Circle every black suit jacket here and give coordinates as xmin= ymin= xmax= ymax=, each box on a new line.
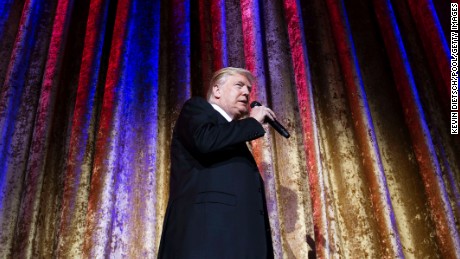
xmin=158 ymin=97 xmax=274 ymax=259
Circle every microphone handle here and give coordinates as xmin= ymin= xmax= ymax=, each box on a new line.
xmin=267 ymin=119 xmax=290 ymax=138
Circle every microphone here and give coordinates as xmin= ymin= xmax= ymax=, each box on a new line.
xmin=250 ymin=101 xmax=290 ymax=138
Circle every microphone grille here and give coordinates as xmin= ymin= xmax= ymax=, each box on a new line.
xmin=250 ymin=101 xmax=261 ymax=108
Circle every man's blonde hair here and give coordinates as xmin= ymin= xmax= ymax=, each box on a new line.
xmin=207 ymin=67 xmax=256 ymax=100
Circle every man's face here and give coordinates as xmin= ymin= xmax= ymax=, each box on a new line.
xmin=215 ymin=73 xmax=252 ymax=119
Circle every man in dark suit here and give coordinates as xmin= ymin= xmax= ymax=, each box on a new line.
xmin=158 ymin=67 xmax=276 ymax=258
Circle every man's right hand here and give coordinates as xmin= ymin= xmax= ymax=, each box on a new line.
xmin=249 ymin=105 xmax=276 ymax=124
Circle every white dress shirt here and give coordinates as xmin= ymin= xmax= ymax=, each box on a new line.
xmin=210 ymin=103 xmax=232 ymax=122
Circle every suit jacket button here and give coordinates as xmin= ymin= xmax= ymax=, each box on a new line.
xmin=259 ymin=210 xmax=264 ymax=215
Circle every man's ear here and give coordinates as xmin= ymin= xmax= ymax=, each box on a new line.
xmin=212 ymin=84 xmax=221 ymax=99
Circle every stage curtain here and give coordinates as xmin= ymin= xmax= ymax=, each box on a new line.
xmin=0 ymin=0 xmax=457 ymax=258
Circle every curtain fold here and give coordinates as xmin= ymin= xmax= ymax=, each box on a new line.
xmin=56 ymin=0 xmax=108 ymax=257
xmin=282 ymin=0 xmax=328 ymax=257
xmin=325 ymin=0 xmax=403 ymax=256
xmin=0 ymin=0 xmax=457 ymax=258
xmin=407 ymin=0 xmax=450 ymax=107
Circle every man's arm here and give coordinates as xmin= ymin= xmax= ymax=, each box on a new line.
xmin=176 ymin=97 xmax=265 ymax=154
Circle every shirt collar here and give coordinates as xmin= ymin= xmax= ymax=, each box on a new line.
xmin=210 ymin=103 xmax=232 ymax=122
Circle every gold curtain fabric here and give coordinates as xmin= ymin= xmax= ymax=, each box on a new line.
xmin=0 ymin=0 xmax=457 ymax=258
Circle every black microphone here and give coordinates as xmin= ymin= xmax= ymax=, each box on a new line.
xmin=250 ymin=101 xmax=290 ymax=138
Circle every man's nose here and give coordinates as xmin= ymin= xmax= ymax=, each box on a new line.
xmin=242 ymin=86 xmax=250 ymax=95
